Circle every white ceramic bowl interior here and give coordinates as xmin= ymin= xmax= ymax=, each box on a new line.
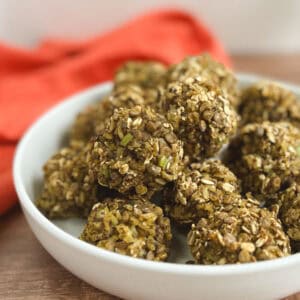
xmin=14 ymin=74 xmax=300 ymax=300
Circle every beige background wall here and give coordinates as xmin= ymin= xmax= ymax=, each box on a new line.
xmin=0 ymin=0 xmax=299 ymax=53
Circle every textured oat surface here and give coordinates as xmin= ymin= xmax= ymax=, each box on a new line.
xmin=239 ymin=81 xmax=300 ymax=127
xmin=188 ymin=196 xmax=291 ymax=264
xmin=167 ymin=54 xmax=239 ymax=107
xmin=36 ymin=146 xmax=109 ymax=218
xmin=70 ymin=84 xmax=146 ymax=144
xmin=80 ymin=198 xmax=172 ymax=261
xmin=227 ymin=122 xmax=300 ymax=202
xmin=163 ymin=77 xmax=238 ymax=160
xmin=87 ymin=105 xmax=183 ymax=199
xmin=278 ymin=182 xmax=300 ymax=241
xmin=164 ymin=159 xmax=240 ymax=225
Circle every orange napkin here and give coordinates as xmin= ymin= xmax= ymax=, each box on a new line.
xmin=0 ymin=9 xmax=230 ymax=215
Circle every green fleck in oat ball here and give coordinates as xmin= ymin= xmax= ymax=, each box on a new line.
xmin=239 ymin=81 xmax=300 ymax=127
xmin=70 ymin=84 xmax=146 ymax=144
xmin=167 ymin=53 xmax=239 ymax=107
xmin=164 ymin=77 xmax=238 ymax=160
xmin=278 ymin=182 xmax=300 ymax=242
xmin=187 ymin=198 xmax=291 ymax=264
xmin=36 ymin=146 xmax=112 ymax=218
xmin=87 ymin=105 xmax=184 ymax=199
xmin=227 ymin=122 xmax=300 ymax=202
xmin=164 ymin=159 xmax=240 ymax=225
xmin=80 ymin=198 xmax=172 ymax=261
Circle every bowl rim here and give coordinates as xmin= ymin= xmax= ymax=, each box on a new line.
xmin=13 ymin=73 xmax=300 ymax=276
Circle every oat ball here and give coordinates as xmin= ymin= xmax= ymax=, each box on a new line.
xmin=278 ymin=182 xmax=300 ymax=241
xmin=167 ymin=54 xmax=239 ymax=107
xmin=227 ymin=122 xmax=300 ymax=201
xmin=115 ymin=61 xmax=167 ymax=89
xmin=69 ymin=102 xmax=102 ymax=147
xmin=187 ymin=197 xmax=291 ymax=264
xmin=115 ymin=61 xmax=167 ymax=107
xmin=164 ymin=77 xmax=238 ymax=160
xmin=70 ymin=84 xmax=146 ymax=144
xmin=36 ymin=146 xmax=111 ymax=218
xmin=80 ymin=198 xmax=172 ymax=261
xmin=87 ymin=105 xmax=184 ymax=199
xmin=239 ymin=81 xmax=300 ymax=127
xmin=164 ymin=159 xmax=240 ymax=225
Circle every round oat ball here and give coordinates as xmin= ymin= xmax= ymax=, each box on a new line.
xmin=166 ymin=54 xmax=239 ymax=107
xmin=115 ymin=61 xmax=167 ymax=89
xmin=164 ymin=77 xmax=238 ymax=160
xmin=35 ymin=146 xmax=112 ymax=218
xmin=278 ymin=182 xmax=300 ymax=242
xmin=69 ymin=102 xmax=103 ymax=146
xmin=227 ymin=122 xmax=300 ymax=201
xmin=164 ymin=159 xmax=240 ymax=225
xmin=115 ymin=61 xmax=167 ymax=107
xmin=70 ymin=84 xmax=145 ymax=144
xmin=80 ymin=198 xmax=172 ymax=261
xmin=87 ymin=105 xmax=184 ymax=199
xmin=187 ymin=198 xmax=291 ymax=264
xmin=239 ymin=81 xmax=300 ymax=127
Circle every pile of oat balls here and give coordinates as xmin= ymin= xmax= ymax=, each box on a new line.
xmin=36 ymin=54 xmax=300 ymax=264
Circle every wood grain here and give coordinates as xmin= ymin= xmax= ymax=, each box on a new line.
xmin=1 ymin=54 xmax=300 ymax=300
xmin=233 ymin=54 xmax=300 ymax=84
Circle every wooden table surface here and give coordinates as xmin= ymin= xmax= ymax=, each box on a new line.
xmin=1 ymin=54 xmax=300 ymax=300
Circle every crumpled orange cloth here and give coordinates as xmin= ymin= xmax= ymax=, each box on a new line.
xmin=0 ymin=9 xmax=230 ymax=215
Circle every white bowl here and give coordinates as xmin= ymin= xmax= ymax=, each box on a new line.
xmin=14 ymin=74 xmax=300 ymax=300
